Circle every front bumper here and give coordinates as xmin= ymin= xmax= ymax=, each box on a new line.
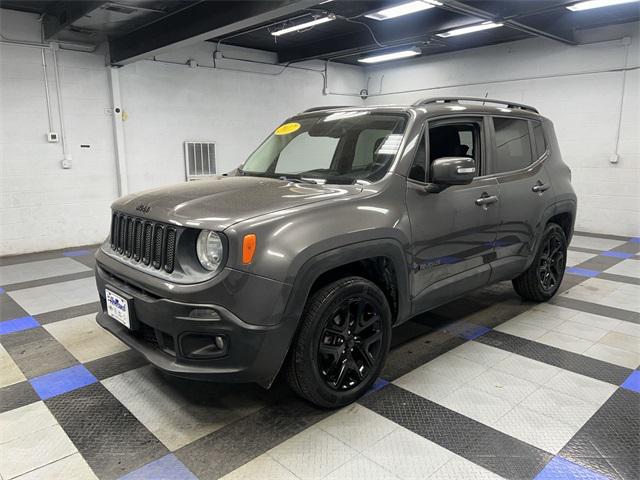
xmin=95 ymin=254 xmax=297 ymax=387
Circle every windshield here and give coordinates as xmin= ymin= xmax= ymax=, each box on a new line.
xmin=240 ymin=111 xmax=408 ymax=184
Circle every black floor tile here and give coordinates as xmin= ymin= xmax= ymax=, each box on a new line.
xmin=360 ymin=384 xmax=552 ymax=480
xmin=0 ymin=293 xmax=29 ymax=321
xmin=0 ymin=327 xmax=78 ymax=378
xmin=176 ymin=394 xmax=330 ymax=480
xmin=46 ymin=382 xmax=168 ymax=480
xmin=36 ymin=301 xmax=102 ymax=325
xmin=551 ymin=297 xmax=640 ymax=325
xmin=84 ymin=349 xmax=149 ymax=381
xmin=561 ymin=388 xmax=640 ymax=480
xmin=476 ymin=331 xmax=632 ymax=385
xmin=611 ymin=242 xmax=640 ymax=255
xmin=576 ymin=255 xmax=623 ymax=272
xmin=0 ymin=380 xmax=39 ymax=413
xmin=3 ymin=271 xmax=94 ymax=293
xmin=598 ymin=272 xmax=640 ymax=286
xmin=573 ymin=231 xmax=631 ymax=242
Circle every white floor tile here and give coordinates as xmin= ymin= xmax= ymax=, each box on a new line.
xmin=44 ymin=313 xmax=128 ymax=363
xmin=422 ymin=353 xmax=489 ymax=383
xmin=604 ymin=259 xmax=640 ymax=279
xmin=448 ymin=342 xmax=511 ymax=368
xmin=567 ymin=312 xmax=621 ymax=331
xmin=324 ymin=454 xmax=399 ymax=480
xmin=569 ymin=236 xmax=626 ymax=251
xmin=552 ymin=320 xmax=608 ymax=342
xmin=0 ymin=258 xmax=90 ymax=286
xmin=536 ymin=331 xmax=594 ymax=354
xmin=221 ymin=454 xmax=298 ymax=480
xmin=566 ymin=250 xmax=597 ymax=267
xmin=8 ymin=277 xmax=98 ymax=315
xmin=103 ymin=366 xmax=249 ymax=451
xmin=362 ymin=428 xmax=453 ymax=480
xmin=13 ymin=453 xmax=97 ymax=480
xmin=439 ymin=385 xmax=514 ymax=426
xmin=429 ymin=455 xmax=504 ymax=480
xmin=317 ymin=404 xmax=397 ymax=452
xmin=268 ymin=427 xmax=357 ymax=480
xmin=582 ymin=343 xmax=640 ymax=369
xmin=597 ymin=331 xmax=640 ymax=354
xmin=520 ymin=387 xmax=602 ymax=428
xmin=466 ymin=369 xmax=538 ymax=406
xmin=611 ymin=320 xmax=640 ymax=338
xmin=494 ymin=319 xmax=548 ymax=341
xmin=544 ymin=370 xmax=617 ymax=405
xmin=394 ymin=364 xmax=468 ymax=402
xmin=0 ymin=344 xmax=25 ymax=389
xmin=0 ymin=424 xmax=77 ymax=479
xmin=491 ymin=405 xmax=578 ymax=454
xmin=0 ymin=402 xmax=58 ymax=445
xmin=510 ymin=311 xmax=566 ymax=331
xmin=493 ymin=354 xmax=561 ymax=385
xmin=530 ymin=303 xmax=581 ymax=321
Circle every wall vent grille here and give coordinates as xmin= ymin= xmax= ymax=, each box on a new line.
xmin=184 ymin=141 xmax=216 ymax=181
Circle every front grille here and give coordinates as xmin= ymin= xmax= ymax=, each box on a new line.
xmin=110 ymin=212 xmax=177 ymax=273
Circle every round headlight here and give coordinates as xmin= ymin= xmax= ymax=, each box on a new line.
xmin=196 ymin=230 xmax=224 ymax=271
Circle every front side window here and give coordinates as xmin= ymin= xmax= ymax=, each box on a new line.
xmin=492 ymin=117 xmax=533 ymax=173
xmin=241 ymin=112 xmax=408 ymax=184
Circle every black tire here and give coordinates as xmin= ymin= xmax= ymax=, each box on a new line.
xmin=285 ymin=276 xmax=392 ymax=408
xmin=513 ymin=223 xmax=567 ymax=302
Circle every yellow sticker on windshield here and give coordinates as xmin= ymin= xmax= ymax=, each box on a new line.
xmin=275 ymin=122 xmax=301 ymax=135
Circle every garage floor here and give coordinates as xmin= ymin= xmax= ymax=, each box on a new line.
xmin=0 ymin=232 xmax=638 ymax=480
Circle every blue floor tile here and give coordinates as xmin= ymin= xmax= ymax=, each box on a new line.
xmin=0 ymin=316 xmax=39 ymax=335
xmin=30 ymin=364 xmax=97 ymax=400
xmin=367 ymin=377 xmax=390 ymax=394
xmin=535 ymin=456 xmax=609 ymax=480
xmin=0 ymin=287 xmax=5 ymax=294
xmin=62 ymin=249 xmax=92 ymax=257
xmin=630 ymin=237 xmax=640 ymax=244
xmin=621 ymin=370 xmax=640 ymax=393
xmin=119 ymin=454 xmax=198 ymax=480
xmin=600 ymin=251 xmax=634 ymax=259
xmin=566 ymin=267 xmax=600 ymax=278
xmin=460 ymin=324 xmax=491 ymax=340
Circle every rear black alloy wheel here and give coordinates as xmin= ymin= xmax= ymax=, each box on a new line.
xmin=318 ymin=298 xmax=383 ymax=391
xmin=286 ymin=276 xmax=392 ymax=408
xmin=538 ymin=230 xmax=565 ymax=293
xmin=513 ymin=222 xmax=567 ymax=302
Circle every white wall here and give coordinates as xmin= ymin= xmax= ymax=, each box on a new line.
xmin=362 ymin=23 xmax=640 ymax=237
xmin=118 ymin=43 xmax=364 ymax=193
xmin=0 ymin=11 xmax=117 ymax=255
xmin=0 ymin=10 xmax=364 ymax=255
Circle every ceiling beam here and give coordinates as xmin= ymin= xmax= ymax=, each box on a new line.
xmin=43 ymin=1 xmax=107 ymax=40
xmin=278 ymin=10 xmax=479 ymax=63
xmin=108 ymin=0 xmax=321 ymax=65
xmin=441 ymin=0 xmax=577 ymax=45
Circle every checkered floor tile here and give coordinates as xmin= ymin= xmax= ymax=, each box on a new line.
xmin=0 ymin=234 xmax=638 ymax=480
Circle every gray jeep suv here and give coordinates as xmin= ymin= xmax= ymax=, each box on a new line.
xmin=95 ymin=97 xmax=576 ymax=407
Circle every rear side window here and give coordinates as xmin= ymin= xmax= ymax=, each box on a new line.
xmin=532 ymin=121 xmax=547 ymax=158
xmin=492 ymin=117 xmax=533 ymax=173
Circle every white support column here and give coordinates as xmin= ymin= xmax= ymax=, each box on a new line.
xmin=108 ymin=66 xmax=129 ymax=196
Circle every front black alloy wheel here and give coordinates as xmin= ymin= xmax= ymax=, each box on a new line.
xmin=513 ymin=223 xmax=567 ymax=302
xmin=318 ymin=298 xmax=383 ymax=391
xmin=286 ymin=276 xmax=392 ymax=408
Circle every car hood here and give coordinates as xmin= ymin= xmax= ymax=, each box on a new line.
xmin=112 ymin=175 xmax=364 ymax=230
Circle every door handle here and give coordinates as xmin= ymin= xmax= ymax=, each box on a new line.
xmin=475 ymin=195 xmax=499 ymax=206
xmin=532 ymin=182 xmax=550 ymax=193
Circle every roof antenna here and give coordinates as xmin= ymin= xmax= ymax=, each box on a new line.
xmin=482 ymin=92 xmax=488 ymax=105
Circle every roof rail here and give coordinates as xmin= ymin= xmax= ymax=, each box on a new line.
xmin=413 ymin=97 xmax=539 ymax=114
xmin=302 ymin=105 xmax=353 ymax=113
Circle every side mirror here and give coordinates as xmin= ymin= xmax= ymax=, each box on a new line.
xmin=431 ymin=157 xmax=476 ymax=186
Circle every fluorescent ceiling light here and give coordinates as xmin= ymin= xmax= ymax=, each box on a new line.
xmin=271 ymin=15 xmax=335 ymax=36
xmin=365 ymin=0 xmax=442 ymax=21
xmin=566 ymin=0 xmax=638 ymax=11
xmin=436 ymin=21 xmax=503 ymax=38
xmin=358 ymin=47 xmax=421 ymax=64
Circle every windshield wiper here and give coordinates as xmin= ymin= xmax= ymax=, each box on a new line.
xmin=278 ymin=175 xmax=320 ymax=184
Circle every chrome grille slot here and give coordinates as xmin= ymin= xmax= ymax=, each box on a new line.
xmin=109 ymin=212 xmax=178 ymax=273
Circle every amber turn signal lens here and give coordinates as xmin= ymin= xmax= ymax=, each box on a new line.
xmin=242 ymin=234 xmax=257 ymax=264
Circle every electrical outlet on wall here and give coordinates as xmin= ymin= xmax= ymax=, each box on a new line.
xmin=47 ymin=132 xmax=59 ymax=143
xmin=61 ymin=154 xmax=72 ymax=169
